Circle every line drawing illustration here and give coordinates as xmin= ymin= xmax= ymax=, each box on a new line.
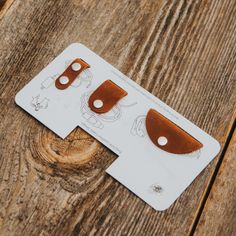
xmin=149 ymin=183 xmax=164 ymax=195
xmin=41 ymin=74 xmax=59 ymax=90
xmin=130 ymin=115 xmax=146 ymax=137
xmin=40 ymin=60 xmax=93 ymax=90
xmin=182 ymin=149 xmax=201 ymax=159
xmin=80 ymin=92 xmax=137 ymax=129
xmin=31 ymin=95 xmax=50 ymax=111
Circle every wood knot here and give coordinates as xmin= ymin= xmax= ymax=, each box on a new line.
xmin=30 ymin=127 xmax=105 ymax=169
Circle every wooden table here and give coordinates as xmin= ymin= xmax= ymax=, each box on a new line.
xmin=0 ymin=0 xmax=235 ymax=235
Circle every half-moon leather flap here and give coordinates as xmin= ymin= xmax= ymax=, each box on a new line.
xmin=145 ymin=109 xmax=203 ymax=154
xmin=55 ymin=58 xmax=90 ymax=90
xmin=88 ymin=80 xmax=128 ymax=114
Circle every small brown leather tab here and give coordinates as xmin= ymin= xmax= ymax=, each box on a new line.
xmin=88 ymin=80 xmax=128 ymax=114
xmin=146 ymin=109 xmax=203 ymax=154
xmin=55 ymin=58 xmax=90 ymax=90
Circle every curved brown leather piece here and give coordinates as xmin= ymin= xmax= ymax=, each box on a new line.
xmin=88 ymin=80 xmax=128 ymax=114
xmin=145 ymin=109 xmax=203 ymax=154
xmin=55 ymin=58 xmax=90 ymax=90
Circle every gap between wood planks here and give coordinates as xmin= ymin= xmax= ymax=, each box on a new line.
xmin=0 ymin=0 xmax=14 ymax=20
xmin=189 ymin=119 xmax=236 ymax=236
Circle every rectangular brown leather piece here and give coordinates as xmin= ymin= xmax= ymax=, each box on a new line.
xmin=55 ymin=58 xmax=90 ymax=90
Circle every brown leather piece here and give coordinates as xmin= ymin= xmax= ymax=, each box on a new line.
xmin=145 ymin=109 xmax=203 ymax=154
xmin=55 ymin=58 xmax=90 ymax=90
xmin=88 ymin=80 xmax=128 ymax=114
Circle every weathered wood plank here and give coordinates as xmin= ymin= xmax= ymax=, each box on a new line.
xmin=0 ymin=0 xmax=236 ymax=235
xmin=0 ymin=0 xmax=14 ymax=20
xmin=194 ymin=125 xmax=236 ymax=236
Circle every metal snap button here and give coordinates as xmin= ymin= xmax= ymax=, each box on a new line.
xmin=71 ymin=62 xmax=81 ymax=71
xmin=59 ymin=76 xmax=69 ymax=85
xmin=157 ymin=136 xmax=168 ymax=146
xmin=93 ymin=99 xmax=103 ymax=108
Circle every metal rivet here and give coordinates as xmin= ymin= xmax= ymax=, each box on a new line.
xmin=59 ymin=76 xmax=69 ymax=85
xmin=71 ymin=62 xmax=81 ymax=71
xmin=93 ymin=99 xmax=103 ymax=108
xmin=157 ymin=136 xmax=168 ymax=146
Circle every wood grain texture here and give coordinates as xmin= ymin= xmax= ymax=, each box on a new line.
xmin=0 ymin=0 xmax=14 ymax=20
xmin=0 ymin=0 xmax=236 ymax=235
xmin=194 ymin=127 xmax=236 ymax=236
